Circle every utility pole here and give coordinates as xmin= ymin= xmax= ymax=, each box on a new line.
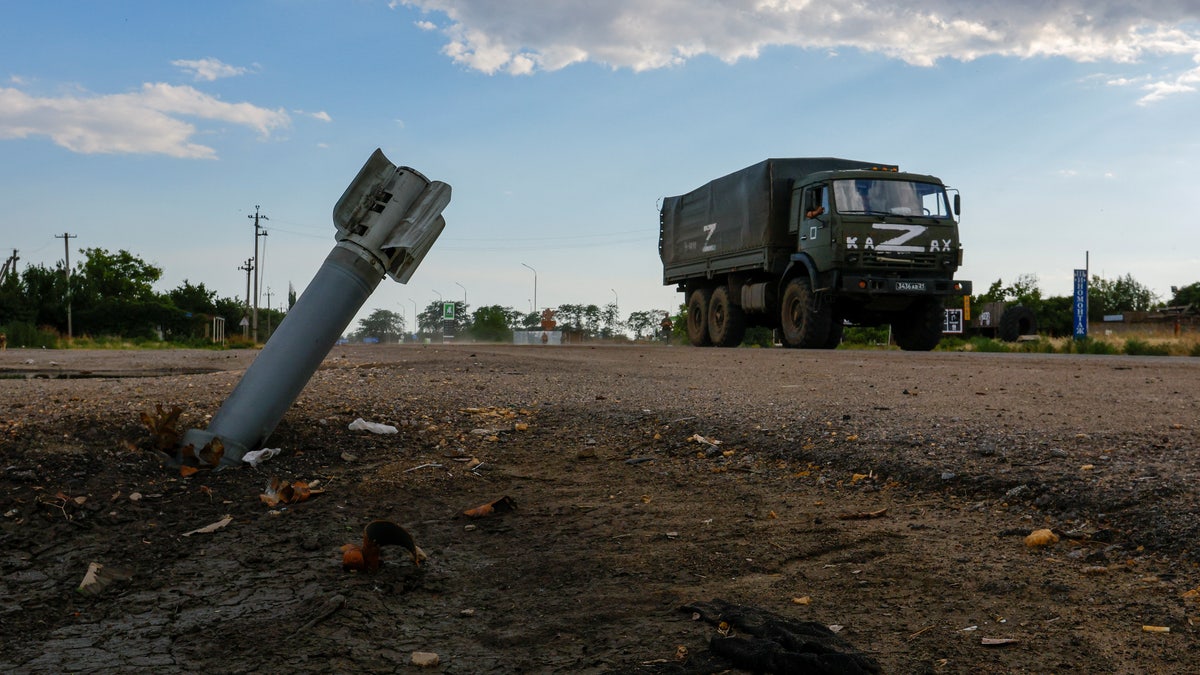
xmin=0 ymin=249 xmax=18 ymax=284
xmin=265 ymin=287 xmax=273 ymax=339
xmin=239 ymin=257 xmax=255 ymax=338
xmin=248 ymin=205 xmax=269 ymax=343
xmin=55 ymin=233 xmax=77 ymax=340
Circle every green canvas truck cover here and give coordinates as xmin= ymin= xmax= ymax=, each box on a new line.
xmin=659 ymin=158 xmax=895 ymax=272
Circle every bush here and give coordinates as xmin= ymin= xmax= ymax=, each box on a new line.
xmin=0 ymin=321 xmax=60 ymax=349
xmin=1017 ymin=338 xmax=1057 ymax=354
xmin=842 ymin=326 xmax=890 ymax=346
xmin=1123 ymin=338 xmax=1170 ymax=357
xmin=1065 ymin=337 xmax=1118 ymax=355
xmin=935 ymin=335 xmax=968 ymax=351
xmin=740 ymin=326 xmax=775 ymax=348
xmin=967 ymin=336 xmax=1009 ymax=352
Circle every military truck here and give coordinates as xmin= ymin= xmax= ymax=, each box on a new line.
xmin=659 ymin=158 xmax=971 ymax=350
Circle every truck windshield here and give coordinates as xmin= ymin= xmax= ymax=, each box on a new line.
xmin=833 ymin=178 xmax=951 ymax=218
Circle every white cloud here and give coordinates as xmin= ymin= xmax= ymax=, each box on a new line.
xmin=0 ymin=84 xmax=289 ymax=158
xmin=398 ymin=1 xmax=1200 ymax=100
xmin=311 ymin=110 xmax=332 ymax=122
xmin=1136 ymin=56 xmax=1200 ymax=105
xmin=172 ymin=57 xmax=252 ymax=82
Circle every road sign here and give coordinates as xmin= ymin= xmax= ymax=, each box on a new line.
xmin=442 ymin=302 xmax=455 ymax=320
xmin=943 ymin=308 xmax=964 ymax=334
xmin=1073 ymin=269 xmax=1088 ymax=339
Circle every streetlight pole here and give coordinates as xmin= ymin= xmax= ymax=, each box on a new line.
xmin=521 ymin=262 xmax=537 ymax=314
xmin=409 ymin=297 xmax=418 ymax=335
xmin=455 ymin=282 xmax=466 ymax=306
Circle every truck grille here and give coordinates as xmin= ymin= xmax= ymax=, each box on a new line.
xmin=858 ymin=250 xmax=939 ymax=269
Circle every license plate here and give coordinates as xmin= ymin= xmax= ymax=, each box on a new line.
xmin=896 ymin=281 xmax=926 ymax=292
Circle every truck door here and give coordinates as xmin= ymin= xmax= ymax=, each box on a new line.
xmin=797 ymin=184 xmax=832 ymax=269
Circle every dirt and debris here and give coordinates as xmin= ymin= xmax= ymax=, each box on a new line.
xmin=1 ymin=344 xmax=1199 ymax=673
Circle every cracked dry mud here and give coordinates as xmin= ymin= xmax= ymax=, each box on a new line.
xmin=1 ymin=344 xmax=1198 ymax=673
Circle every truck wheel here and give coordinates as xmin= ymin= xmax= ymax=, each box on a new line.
xmin=780 ymin=278 xmax=831 ymax=349
xmin=998 ymin=305 xmax=1037 ymax=342
xmin=708 ymin=286 xmax=746 ymax=347
xmin=687 ymin=287 xmax=713 ymax=347
xmin=892 ymin=298 xmax=944 ymax=351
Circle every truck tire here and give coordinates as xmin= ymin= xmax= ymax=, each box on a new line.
xmin=707 ymin=286 xmax=746 ymax=347
xmin=780 ymin=278 xmax=831 ymax=349
xmin=998 ymin=305 xmax=1037 ymax=342
xmin=687 ymin=287 xmax=713 ymax=347
xmin=892 ymin=298 xmax=944 ymax=351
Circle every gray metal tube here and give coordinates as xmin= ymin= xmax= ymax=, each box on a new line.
xmin=176 ymin=148 xmax=450 ymax=468
xmin=179 ymin=244 xmax=381 ymax=465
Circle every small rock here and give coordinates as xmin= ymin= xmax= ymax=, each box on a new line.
xmin=941 ymin=471 xmax=956 ymax=481
xmin=411 ymin=651 xmax=440 ymax=668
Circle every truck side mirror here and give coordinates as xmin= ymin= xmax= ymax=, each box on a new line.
xmin=953 ymin=193 xmax=961 ymax=216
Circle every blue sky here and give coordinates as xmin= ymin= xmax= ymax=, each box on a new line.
xmin=3 ymin=1 xmax=1199 ymax=334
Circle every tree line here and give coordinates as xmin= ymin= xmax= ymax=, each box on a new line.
xmin=971 ymin=273 xmax=1200 ymax=337
xmin=3 ymin=245 xmax=1195 ymax=347
xmin=0 ymin=246 xmax=672 ymax=347
xmin=349 ymin=302 xmax=672 ymax=343
xmin=0 ymin=247 xmax=287 ymax=347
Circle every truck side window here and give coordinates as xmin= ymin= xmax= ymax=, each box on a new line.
xmin=804 ymin=186 xmax=828 ymax=220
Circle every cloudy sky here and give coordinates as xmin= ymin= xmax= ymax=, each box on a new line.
xmin=3 ymin=1 xmax=1199 ymax=333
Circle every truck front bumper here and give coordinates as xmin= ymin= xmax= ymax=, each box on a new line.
xmin=839 ymin=275 xmax=971 ymax=296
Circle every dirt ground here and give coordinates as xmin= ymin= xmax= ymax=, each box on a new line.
xmin=1 ymin=343 xmax=1199 ymax=673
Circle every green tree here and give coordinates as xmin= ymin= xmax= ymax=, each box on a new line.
xmin=626 ymin=310 xmax=656 ymax=339
xmin=168 ymin=280 xmax=218 ymax=314
xmin=1168 ymin=282 xmax=1200 ymax=307
xmin=555 ymin=304 xmax=584 ymax=333
xmin=1037 ymin=295 xmax=1073 ymax=337
xmin=353 ymin=308 xmax=404 ymax=342
xmin=69 ymin=249 xmax=171 ymax=338
xmin=972 ymin=278 xmax=1006 ymax=305
xmin=600 ymin=302 xmax=622 ymax=338
xmin=582 ymin=304 xmax=602 ymax=337
xmin=74 ymin=248 xmax=162 ymax=305
xmin=469 ymin=305 xmax=516 ymax=342
xmin=417 ymin=300 xmax=469 ymax=338
xmin=1089 ymin=273 xmax=1157 ymax=320
xmin=18 ymin=263 xmax=67 ymax=328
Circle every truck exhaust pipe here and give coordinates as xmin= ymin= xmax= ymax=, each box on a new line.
xmin=175 ymin=149 xmax=450 ymax=468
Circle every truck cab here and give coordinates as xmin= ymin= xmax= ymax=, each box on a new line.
xmin=783 ymin=169 xmax=969 ymax=347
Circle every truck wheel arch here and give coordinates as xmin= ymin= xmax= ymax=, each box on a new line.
xmin=780 ymin=255 xmax=819 ymax=294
